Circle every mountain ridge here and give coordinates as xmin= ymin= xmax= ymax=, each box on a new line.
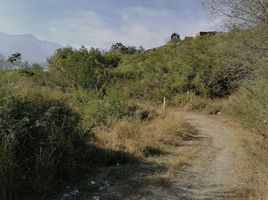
xmin=0 ymin=31 xmax=62 ymax=63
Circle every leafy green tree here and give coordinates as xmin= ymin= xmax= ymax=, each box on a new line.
xmin=170 ymin=32 xmax=181 ymax=43
xmin=48 ymin=47 xmax=121 ymax=90
xmin=110 ymin=43 xmax=144 ymax=54
xmin=111 ymin=42 xmax=128 ymax=53
xmin=7 ymin=52 xmax=21 ymax=64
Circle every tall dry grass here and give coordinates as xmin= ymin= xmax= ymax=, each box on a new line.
xmin=94 ymin=111 xmax=198 ymax=162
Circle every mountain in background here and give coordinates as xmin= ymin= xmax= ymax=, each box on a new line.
xmin=0 ymin=31 xmax=62 ymax=63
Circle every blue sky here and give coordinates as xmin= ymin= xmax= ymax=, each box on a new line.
xmin=0 ymin=0 xmax=216 ymax=49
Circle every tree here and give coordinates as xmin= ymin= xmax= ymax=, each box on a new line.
xmin=110 ymin=43 xmax=143 ymax=54
xmin=7 ymin=52 xmax=22 ymax=64
xmin=203 ymin=0 xmax=268 ymax=27
xmin=171 ymin=33 xmax=181 ymax=40
xmin=170 ymin=33 xmax=182 ymax=45
xmin=204 ymin=0 xmax=268 ymax=51
xmin=111 ymin=43 xmax=128 ymax=53
xmin=48 ymin=47 xmax=121 ymax=90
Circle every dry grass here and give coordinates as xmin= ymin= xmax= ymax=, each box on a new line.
xmin=95 ymin=119 xmax=142 ymax=155
xmin=94 ymin=109 xmax=200 ymax=186
xmin=95 ymin=112 xmax=197 ymax=156
xmin=180 ymin=94 xmax=228 ymax=116
xmin=182 ymin=95 xmax=208 ymax=111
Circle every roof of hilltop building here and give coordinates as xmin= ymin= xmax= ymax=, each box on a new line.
xmin=183 ymin=36 xmax=194 ymax=41
xmin=182 ymin=31 xmax=218 ymax=41
xmin=195 ymin=31 xmax=217 ymax=37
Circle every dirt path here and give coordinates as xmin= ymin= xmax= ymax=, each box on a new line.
xmin=69 ymin=112 xmax=267 ymax=200
xmin=141 ymin=112 xmax=267 ymax=200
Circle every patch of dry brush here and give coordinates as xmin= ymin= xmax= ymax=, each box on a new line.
xmin=94 ymin=109 xmax=199 ymax=178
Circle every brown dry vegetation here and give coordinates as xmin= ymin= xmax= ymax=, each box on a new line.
xmin=62 ymin=108 xmax=204 ymax=199
xmin=94 ymin=108 xmax=198 ymax=165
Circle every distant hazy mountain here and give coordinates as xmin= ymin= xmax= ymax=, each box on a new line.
xmin=0 ymin=32 xmax=62 ymax=63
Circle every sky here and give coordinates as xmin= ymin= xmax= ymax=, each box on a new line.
xmin=0 ymin=0 xmax=216 ymax=49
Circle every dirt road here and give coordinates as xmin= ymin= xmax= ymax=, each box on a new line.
xmin=141 ymin=112 xmax=267 ymax=200
xmin=74 ymin=112 xmax=267 ymax=200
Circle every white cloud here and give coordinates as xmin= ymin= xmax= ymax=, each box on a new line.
xmin=44 ymin=6 xmax=213 ymax=49
xmin=0 ymin=1 xmax=214 ymax=49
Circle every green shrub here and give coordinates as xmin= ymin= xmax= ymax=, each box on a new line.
xmin=48 ymin=47 xmax=121 ymax=90
xmin=227 ymin=77 xmax=268 ymax=136
xmin=77 ymin=86 xmax=130 ymax=130
xmin=0 ymin=94 xmax=83 ymax=199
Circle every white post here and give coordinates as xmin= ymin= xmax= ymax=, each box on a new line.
xmin=187 ymin=90 xmax=190 ymax=102
xmin=163 ymin=96 xmax=166 ymax=110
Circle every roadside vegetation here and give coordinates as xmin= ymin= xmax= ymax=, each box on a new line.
xmin=0 ymin=0 xmax=267 ymax=199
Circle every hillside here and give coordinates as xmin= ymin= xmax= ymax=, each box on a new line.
xmin=0 ymin=7 xmax=268 ymax=199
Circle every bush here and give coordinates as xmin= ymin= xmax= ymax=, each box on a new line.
xmin=48 ymin=47 xmax=121 ymax=90
xmin=0 ymin=94 xmax=83 ymax=199
xmin=180 ymin=93 xmax=209 ymax=111
xmin=226 ymin=77 xmax=268 ymax=137
xmin=81 ymin=86 xmax=129 ymax=128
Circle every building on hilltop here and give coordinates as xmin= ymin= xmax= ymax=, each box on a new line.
xmin=195 ymin=31 xmax=217 ymax=37
xmin=183 ymin=36 xmax=194 ymax=41
xmin=181 ymin=31 xmax=218 ymax=42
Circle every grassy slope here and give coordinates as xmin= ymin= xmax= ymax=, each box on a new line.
xmin=0 ymin=27 xmax=267 ymax=199
xmin=116 ymin=31 xmax=267 ymax=137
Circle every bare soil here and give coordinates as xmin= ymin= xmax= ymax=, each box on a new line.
xmin=138 ymin=112 xmax=268 ymax=200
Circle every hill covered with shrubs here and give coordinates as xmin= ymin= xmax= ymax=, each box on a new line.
xmin=0 ymin=23 xmax=267 ymax=199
